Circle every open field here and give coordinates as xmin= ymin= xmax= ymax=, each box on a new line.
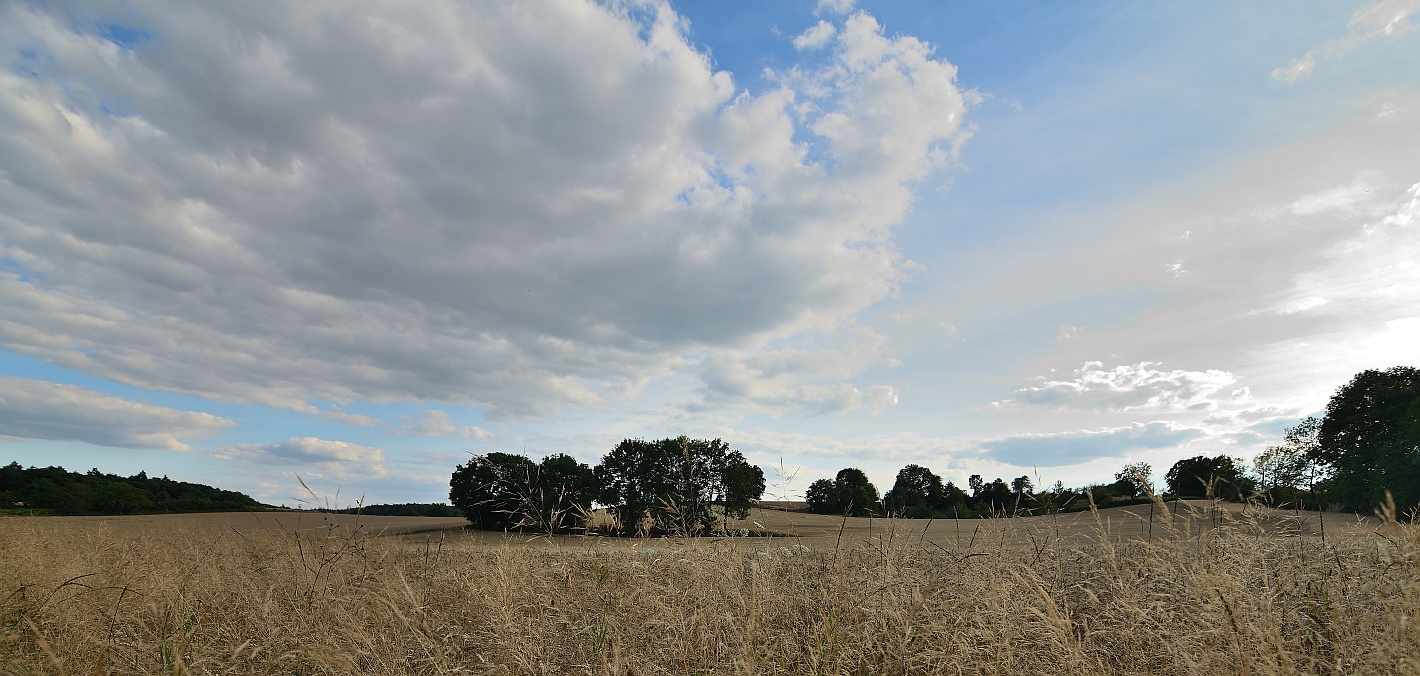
xmin=2 ymin=500 xmax=1415 ymax=674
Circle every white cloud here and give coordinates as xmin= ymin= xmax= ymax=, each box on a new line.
xmin=213 ymin=437 xmax=386 ymax=480
xmin=0 ymin=1 xmax=968 ymax=421
xmin=794 ymin=21 xmax=837 ymax=51
xmin=1272 ymin=0 xmax=1419 ymax=81
xmin=991 ymin=361 xmax=1241 ymax=413
xmin=393 ymin=410 xmax=490 ymax=439
xmin=0 ymin=375 xmax=234 ymax=450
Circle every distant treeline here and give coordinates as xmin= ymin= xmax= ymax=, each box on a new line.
xmin=1 ymin=462 xmax=269 ymax=515
xmin=331 ymin=503 xmax=461 ymax=517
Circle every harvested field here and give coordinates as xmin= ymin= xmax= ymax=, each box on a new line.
xmin=1 ymin=499 xmax=1415 ymax=674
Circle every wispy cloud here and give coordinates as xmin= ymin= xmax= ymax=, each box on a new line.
xmin=1272 ymin=0 xmax=1419 ymax=81
xmin=979 ymin=422 xmax=1202 ymax=466
xmin=0 ymin=375 xmax=234 ymax=450
xmin=213 ymin=437 xmax=386 ymax=480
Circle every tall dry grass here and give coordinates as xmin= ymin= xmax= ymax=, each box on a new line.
xmin=1 ymin=499 xmax=1416 ymax=675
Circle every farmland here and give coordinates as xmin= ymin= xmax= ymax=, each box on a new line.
xmin=1 ymin=500 xmax=1415 ymax=674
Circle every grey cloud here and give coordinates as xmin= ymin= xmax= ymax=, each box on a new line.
xmin=980 ymin=422 xmax=1202 ymax=466
xmin=212 ymin=437 xmax=386 ymax=480
xmin=0 ymin=2 xmax=968 ymax=420
xmin=0 ymin=375 xmax=234 ymax=450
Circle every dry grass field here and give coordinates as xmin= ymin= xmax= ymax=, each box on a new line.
xmin=1 ymin=498 xmax=1416 ymax=675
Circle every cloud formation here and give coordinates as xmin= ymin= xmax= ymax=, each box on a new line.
xmin=1272 ymin=0 xmax=1418 ymax=81
xmin=690 ymin=327 xmax=900 ymax=415
xmin=213 ymin=437 xmax=386 ymax=480
xmin=0 ymin=2 xmax=968 ymax=421
xmin=0 ymin=375 xmax=234 ymax=450
xmin=979 ymin=422 xmax=1202 ymax=466
xmin=990 ymin=362 xmax=1241 ymax=413
xmin=393 ymin=410 xmax=491 ymax=440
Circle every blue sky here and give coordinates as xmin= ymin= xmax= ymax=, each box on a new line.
xmin=2 ymin=0 xmax=1418 ymax=506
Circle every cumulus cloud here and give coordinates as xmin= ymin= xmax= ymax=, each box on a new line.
xmin=0 ymin=1 xmax=969 ymax=421
xmin=794 ymin=21 xmax=838 ymax=50
xmin=979 ymin=422 xmax=1202 ymax=466
xmin=393 ymin=410 xmax=490 ymax=439
xmin=213 ymin=437 xmax=386 ymax=480
xmin=0 ymin=375 xmax=233 ymax=450
xmin=990 ymin=362 xmax=1242 ymax=413
xmin=1272 ymin=0 xmax=1418 ymax=81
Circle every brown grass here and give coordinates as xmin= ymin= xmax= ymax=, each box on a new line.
xmin=1 ymin=499 xmax=1415 ymax=675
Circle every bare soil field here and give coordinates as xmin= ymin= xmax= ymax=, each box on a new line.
xmin=1 ymin=500 xmax=1414 ymax=674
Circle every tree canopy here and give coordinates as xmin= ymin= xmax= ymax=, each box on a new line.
xmin=449 ymin=452 xmax=597 ymax=533
xmin=0 ymin=463 xmax=267 ymax=515
xmin=1164 ymin=455 xmax=1253 ymax=500
xmin=1316 ymin=366 xmax=1420 ymax=511
xmin=806 ymin=468 xmax=882 ymax=517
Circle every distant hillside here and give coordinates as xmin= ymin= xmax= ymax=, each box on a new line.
xmin=0 ymin=462 xmax=270 ymax=515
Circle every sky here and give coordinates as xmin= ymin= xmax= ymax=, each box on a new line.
xmin=2 ymin=0 xmax=1418 ymax=507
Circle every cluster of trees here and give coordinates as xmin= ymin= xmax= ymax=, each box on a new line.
xmin=807 ymin=467 xmax=1068 ymax=518
xmin=449 ymin=436 xmax=765 ymax=536
xmin=1247 ymin=366 xmax=1420 ymax=513
xmin=805 ymin=367 xmax=1420 ymax=519
xmin=0 ymin=463 xmax=267 ymax=515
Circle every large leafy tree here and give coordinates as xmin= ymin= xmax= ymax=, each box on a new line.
xmin=449 ymin=452 xmax=597 ymax=533
xmin=883 ymin=464 xmax=947 ymax=518
xmin=805 ymin=468 xmax=882 ymax=517
xmin=449 ymin=452 xmax=537 ymax=531
xmin=1316 ymin=366 xmax=1420 ymax=512
xmin=1253 ymin=417 xmax=1329 ymax=508
xmin=1113 ymin=462 xmax=1154 ymax=497
xmin=1164 ymin=455 xmax=1253 ymax=500
xmin=594 ymin=436 xmax=763 ymax=535
xmin=974 ymin=477 xmax=1014 ymax=512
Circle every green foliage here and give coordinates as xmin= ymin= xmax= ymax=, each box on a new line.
xmin=593 ymin=436 xmax=763 ymax=536
xmin=449 ymin=452 xmax=596 ymax=533
xmin=1010 ymin=475 xmax=1033 ymax=497
xmin=1316 ymin=366 xmax=1420 ymax=513
xmin=882 ymin=465 xmax=969 ymax=518
xmin=805 ymin=468 xmax=882 ymax=517
xmin=1164 ymin=455 xmax=1254 ymax=500
xmin=0 ymin=463 xmax=267 ymax=515
xmin=1113 ymin=462 xmax=1153 ymax=497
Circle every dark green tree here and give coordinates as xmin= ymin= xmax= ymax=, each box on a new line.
xmin=449 ymin=452 xmax=537 ymax=530
xmin=1010 ymin=475 xmax=1033 ymax=497
xmin=720 ymin=456 xmax=767 ymax=521
xmin=1164 ymin=455 xmax=1253 ymax=500
xmin=974 ymin=477 xmax=1013 ymax=512
xmin=804 ymin=468 xmax=881 ymax=517
xmin=1113 ymin=462 xmax=1154 ymax=497
xmin=1316 ymin=367 xmax=1420 ymax=513
xmin=594 ymin=436 xmax=763 ymax=535
xmin=883 ymin=464 xmax=945 ymax=517
xmin=450 ymin=452 xmax=597 ymax=533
